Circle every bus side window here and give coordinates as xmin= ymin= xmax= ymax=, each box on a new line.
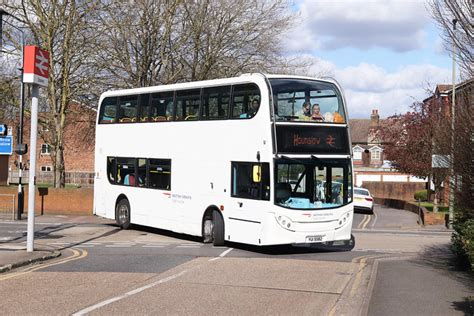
xmin=202 ymin=86 xmax=230 ymax=119
xmin=99 ymin=97 xmax=117 ymax=124
xmin=231 ymin=162 xmax=270 ymax=200
xmin=148 ymin=159 xmax=171 ymax=190
xmin=107 ymin=157 xmax=117 ymax=183
xmin=176 ymin=89 xmax=200 ymax=121
xmin=137 ymin=158 xmax=147 ymax=187
xmin=151 ymin=91 xmax=174 ymax=121
xmin=118 ymin=96 xmax=138 ymax=123
xmin=231 ymin=84 xmax=261 ymax=119
xmin=117 ymin=157 xmax=136 ymax=186
xmin=139 ymin=94 xmax=151 ymax=122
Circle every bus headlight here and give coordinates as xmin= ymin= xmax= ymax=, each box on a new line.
xmin=275 ymin=215 xmax=295 ymax=231
xmin=336 ymin=211 xmax=351 ymax=229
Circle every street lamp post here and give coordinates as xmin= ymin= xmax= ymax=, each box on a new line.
xmin=448 ymin=19 xmax=457 ymax=230
xmin=0 ymin=9 xmax=27 ymax=220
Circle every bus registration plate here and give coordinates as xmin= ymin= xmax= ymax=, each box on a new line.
xmin=306 ymin=235 xmax=324 ymax=243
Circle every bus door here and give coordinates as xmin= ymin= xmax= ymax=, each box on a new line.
xmin=230 ymin=162 xmax=270 ymax=244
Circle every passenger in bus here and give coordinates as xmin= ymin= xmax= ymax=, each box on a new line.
xmin=310 ymin=104 xmax=324 ymax=121
xmin=302 ymin=101 xmax=311 ymax=117
xmin=247 ymin=99 xmax=260 ymax=118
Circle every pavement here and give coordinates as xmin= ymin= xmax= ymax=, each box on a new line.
xmin=0 ymin=244 xmax=61 ymax=273
xmin=0 ymin=215 xmax=108 ymax=273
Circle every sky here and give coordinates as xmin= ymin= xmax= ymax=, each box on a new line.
xmin=284 ymin=0 xmax=453 ymax=119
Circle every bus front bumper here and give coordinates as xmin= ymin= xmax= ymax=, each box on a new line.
xmin=259 ymin=211 xmax=353 ymax=246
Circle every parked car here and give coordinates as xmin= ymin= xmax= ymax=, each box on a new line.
xmin=353 ymin=187 xmax=374 ymax=214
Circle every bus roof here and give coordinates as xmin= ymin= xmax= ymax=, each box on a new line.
xmin=99 ymin=74 xmax=339 ymax=99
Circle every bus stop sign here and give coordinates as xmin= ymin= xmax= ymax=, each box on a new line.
xmin=0 ymin=124 xmax=6 ymax=136
xmin=0 ymin=136 xmax=13 ymax=155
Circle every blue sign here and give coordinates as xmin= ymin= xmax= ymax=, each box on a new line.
xmin=0 ymin=136 xmax=13 ymax=155
xmin=0 ymin=124 xmax=6 ymax=135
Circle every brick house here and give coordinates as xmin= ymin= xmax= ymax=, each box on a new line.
xmin=422 ymin=78 xmax=473 ymax=204
xmin=348 ymin=109 xmax=427 ymax=197
xmin=5 ymin=102 xmax=96 ymax=185
xmin=349 ymin=109 xmax=384 ymax=168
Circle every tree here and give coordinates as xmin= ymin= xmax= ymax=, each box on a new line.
xmin=0 ymin=61 xmax=19 ymax=122
xmin=428 ymin=0 xmax=473 ymax=79
xmin=96 ymin=0 xmax=299 ymax=88
xmin=5 ymin=0 xmax=101 ymax=187
xmin=381 ymin=100 xmax=451 ymax=211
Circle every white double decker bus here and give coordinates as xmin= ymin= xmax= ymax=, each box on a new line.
xmin=94 ymin=74 xmax=354 ymax=247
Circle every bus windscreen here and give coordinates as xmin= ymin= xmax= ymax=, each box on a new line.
xmin=270 ymin=79 xmax=346 ymax=123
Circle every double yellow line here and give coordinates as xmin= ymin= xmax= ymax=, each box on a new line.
xmin=0 ymin=247 xmax=88 ymax=281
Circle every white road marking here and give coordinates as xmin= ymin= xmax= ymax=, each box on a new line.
xmin=105 ymin=245 xmax=132 ymax=248
xmin=209 ymin=247 xmax=233 ymax=261
xmin=142 ymin=245 xmax=166 ymax=248
xmin=72 ymin=270 xmax=188 ymax=316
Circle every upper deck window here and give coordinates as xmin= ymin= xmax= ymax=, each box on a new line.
xmin=270 ymin=79 xmax=346 ymax=124
xmin=176 ymin=89 xmax=200 ymax=121
xmin=99 ymin=97 xmax=117 ymax=124
xmin=231 ymin=84 xmax=261 ymax=119
xmin=118 ymin=96 xmax=138 ymax=123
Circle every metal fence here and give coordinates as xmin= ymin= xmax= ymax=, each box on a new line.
xmin=0 ymin=194 xmax=15 ymax=220
xmin=8 ymin=170 xmax=95 ymax=186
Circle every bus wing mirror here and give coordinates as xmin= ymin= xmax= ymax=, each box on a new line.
xmin=252 ymin=165 xmax=261 ymax=183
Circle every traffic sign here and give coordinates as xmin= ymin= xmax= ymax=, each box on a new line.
xmin=23 ymin=46 xmax=49 ymax=87
xmin=0 ymin=124 xmax=6 ymax=136
xmin=0 ymin=136 xmax=13 ymax=155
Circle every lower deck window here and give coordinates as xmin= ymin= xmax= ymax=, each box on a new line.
xmin=107 ymin=156 xmax=171 ymax=190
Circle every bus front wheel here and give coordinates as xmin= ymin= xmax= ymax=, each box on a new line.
xmin=212 ymin=211 xmax=225 ymax=246
xmin=116 ymin=198 xmax=131 ymax=229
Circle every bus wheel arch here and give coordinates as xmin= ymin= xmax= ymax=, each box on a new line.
xmin=115 ymin=194 xmax=131 ymax=230
xmin=202 ymin=206 xmax=225 ymax=246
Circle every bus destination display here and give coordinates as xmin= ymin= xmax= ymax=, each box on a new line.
xmin=276 ymin=125 xmax=349 ymax=154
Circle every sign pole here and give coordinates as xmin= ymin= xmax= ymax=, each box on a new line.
xmin=23 ymin=45 xmax=49 ymax=252
xmin=26 ymin=84 xmax=39 ymax=252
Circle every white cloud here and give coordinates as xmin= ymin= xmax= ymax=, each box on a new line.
xmin=286 ymin=0 xmax=430 ymax=52
xmin=333 ymin=62 xmax=451 ymax=118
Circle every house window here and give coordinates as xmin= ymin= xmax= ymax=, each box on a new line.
xmin=353 ymin=148 xmax=362 ymax=160
xmin=41 ymin=166 xmax=52 ymax=172
xmin=41 ymin=144 xmax=51 ymax=155
xmin=371 ymin=150 xmax=381 ymax=160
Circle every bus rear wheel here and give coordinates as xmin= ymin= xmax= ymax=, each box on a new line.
xmin=116 ymin=198 xmax=131 ymax=229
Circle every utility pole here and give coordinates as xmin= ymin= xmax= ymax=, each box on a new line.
xmin=448 ymin=19 xmax=457 ymax=230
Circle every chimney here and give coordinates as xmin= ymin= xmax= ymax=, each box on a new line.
xmin=370 ymin=109 xmax=379 ymax=128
